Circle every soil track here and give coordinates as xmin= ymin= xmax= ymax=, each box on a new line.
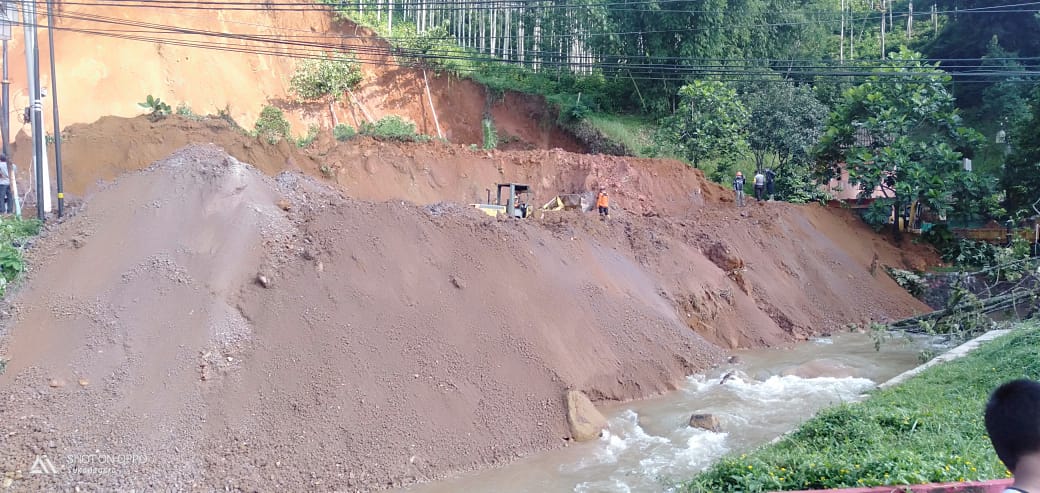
xmin=6 ymin=0 xmax=582 ymax=151
xmin=0 ymin=117 xmax=935 ymax=490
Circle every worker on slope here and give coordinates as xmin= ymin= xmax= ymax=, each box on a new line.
xmin=596 ymin=188 xmax=610 ymax=219
xmin=0 ymin=155 xmax=10 ymax=214
xmin=765 ymin=168 xmax=776 ymax=200
xmin=733 ymin=171 xmax=746 ymax=207
xmin=753 ymin=170 xmax=766 ymax=202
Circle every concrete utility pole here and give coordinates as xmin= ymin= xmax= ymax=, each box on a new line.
xmin=21 ymin=0 xmax=50 ymax=219
xmin=45 ymin=0 xmax=61 ymax=216
xmin=1 ymin=1 xmax=16 ymax=216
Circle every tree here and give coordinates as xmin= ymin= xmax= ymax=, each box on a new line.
xmin=663 ymin=80 xmax=749 ymax=169
xmin=289 ymin=52 xmax=364 ymax=126
xmin=743 ymin=78 xmax=828 ymax=200
xmin=814 ymin=48 xmax=985 ymax=236
xmin=1002 ymin=85 xmax=1040 ymax=217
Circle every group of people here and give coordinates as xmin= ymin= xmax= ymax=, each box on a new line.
xmin=732 ymin=168 xmax=776 ymax=207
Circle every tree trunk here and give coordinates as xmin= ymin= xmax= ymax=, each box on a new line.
xmin=423 ymin=69 xmax=443 ymax=139
xmin=329 ymin=100 xmax=340 ymax=127
xmin=348 ymin=90 xmax=375 ymax=124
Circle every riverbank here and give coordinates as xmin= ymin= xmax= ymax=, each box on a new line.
xmin=686 ymin=322 xmax=1040 ymax=492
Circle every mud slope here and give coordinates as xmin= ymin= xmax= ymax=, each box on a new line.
xmin=0 ymin=145 xmax=722 ymax=491
xmin=7 ymin=1 xmax=581 ymax=150
xmin=16 ymin=114 xmax=934 ymax=347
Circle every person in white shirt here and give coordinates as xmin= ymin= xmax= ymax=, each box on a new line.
xmin=753 ymin=171 xmax=766 ymax=202
xmin=0 ymin=154 xmax=10 ymax=214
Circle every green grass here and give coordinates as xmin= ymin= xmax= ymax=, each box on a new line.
xmin=685 ymin=323 xmax=1040 ymax=492
xmin=583 ymin=113 xmax=660 ymax=158
xmin=0 ymin=216 xmax=42 ymax=297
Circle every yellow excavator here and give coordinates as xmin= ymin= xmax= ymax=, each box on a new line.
xmin=471 ymin=183 xmax=533 ymax=218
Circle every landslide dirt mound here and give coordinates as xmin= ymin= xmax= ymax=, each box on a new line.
xmin=9 ymin=1 xmax=582 ymax=151
xmin=0 ymin=145 xmax=723 ymax=491
xmin=0 ymin=117 xmax=937 ymax=490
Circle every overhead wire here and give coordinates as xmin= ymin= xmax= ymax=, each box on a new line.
xmin=6 ymin=1 xmax=1037 ymax=85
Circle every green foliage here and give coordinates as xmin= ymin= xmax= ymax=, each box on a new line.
xmin=815 ymin=49 xmax=987 ymax=233
xmin=887 ymin=268 xmax=926 ymax=297
xmin=663 ymin=80 xmax=749 ymax=168
xmin=0 ymin=217 xmax=42 ymax=298
xmin=688 ymin=325 xmax=1040 ymax=492
xmin=861 ymin=199 xmax=895 ymax=232
xmin=289 ymin=52 xmax=364 ymax=103
xmin=481 ymin=118 xmax=498 ymax=150
xmin=923 ymin=0 xmax=1040 ymax=107
xmin=743 ymin=79 xmax=828 ymax=172
xmin=296 ymin=125 xmax=320 ymax=148
xmin=359 ymin=115 xmax=423 ymax=142
xmin=175 ymin=102 xmax=202 ymax=121
xmin=254 ymin=105 xmax=291 ymax=144
xmin=333 ymin=123 xmax=356 ymax=141
xmin=1002 ymin=85 xmax=1040 ymax=216
xmin=741 ymin=78 xmax=829 ymax=201
xmin=138 ymin=94 xmax=171 ymax=119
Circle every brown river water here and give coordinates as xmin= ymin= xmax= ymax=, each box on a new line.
xmin=401 ymin=332 xmax=944 ymax=493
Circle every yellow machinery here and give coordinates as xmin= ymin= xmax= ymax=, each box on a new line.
xmin=471 ymin=183 xmax=533 ymax=218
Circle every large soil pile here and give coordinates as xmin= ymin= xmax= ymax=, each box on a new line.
xmin=0 ymin=117 xmax=935 ymax=490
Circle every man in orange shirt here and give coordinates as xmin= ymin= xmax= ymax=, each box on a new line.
xmin=596 ymin=188 xmax=610 ymax=218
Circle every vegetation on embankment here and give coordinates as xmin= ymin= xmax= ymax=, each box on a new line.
xmin=0 ymin=217 xmax=41 ymax=297
xmin=685 ymin=323 xmax=1040 ymax=492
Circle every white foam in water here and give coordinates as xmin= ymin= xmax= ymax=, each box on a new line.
xmin=724 ymin=375 xmax=875 ymax=401
xmin=813 ymin=337 xmax=834 ymax=345
xmin=561 ymin=374 xmax=879 ymax=493
xmin=574 ymin=478 xmax=632 ymax=493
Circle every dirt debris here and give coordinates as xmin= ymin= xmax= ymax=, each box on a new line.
xmin=0 ymin=140 xmax=934 ymax=491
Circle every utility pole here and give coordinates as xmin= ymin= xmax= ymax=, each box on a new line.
xmin=22 ymin=0 xmax=49 ymax=219
xmin=1 ymin=1 xmax=11 ymax=159
xmin=45 ymin=0 xmax=61 ymax=216
xmin=1 ymin=1 xmax=15 ymax=216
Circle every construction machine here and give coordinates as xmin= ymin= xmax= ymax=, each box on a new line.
xmin=471 ymin=183 xmax=533 ymax=218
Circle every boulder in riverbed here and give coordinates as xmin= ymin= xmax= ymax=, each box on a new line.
xmin=689 ymin=413 xmax=722 ymax=432
xmin=566 ymin=390 xmax=608 ymax=442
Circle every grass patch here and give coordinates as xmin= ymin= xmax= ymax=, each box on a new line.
xmin=0 ymin=217 xmax=42 ymax=297
xmin=583 ymin=113 xmax=661 ymax=158
xmin=686 ymin=323 xmax=1040 ymax=492
xmin=358 ymin=115 xmax=429 ymax=142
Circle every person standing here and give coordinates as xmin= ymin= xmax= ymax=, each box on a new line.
xmin=0 ymin=155 xmax=10 ymax=214
xmin=765 ymin=168 xmax=776 ymax=200
xmin=985 ymin=379 xmax=1040 ymax=493
xmin=753 ymin=170 xmax=766 ymax=202
xmin=596 ymin=188 xmax=609 ymax=218
xmin=733 ymin=171 xmax=746 ymax=207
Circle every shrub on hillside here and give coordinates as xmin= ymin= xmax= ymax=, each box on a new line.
xmin=254 ymin=105 xmax=291 ymax=144
xmin=333 ymin=124 xmax=356 ymax=141
xmin=359 ymin=115 xmax=423 ymax=142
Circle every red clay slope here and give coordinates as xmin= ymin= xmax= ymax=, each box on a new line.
xmin=6 ymin=0 xmax=581 ymax=150
xmin=0 ymin=145 xmax=721 ymax=491
xmin=0 ymin=116 xmax=935 ymax=490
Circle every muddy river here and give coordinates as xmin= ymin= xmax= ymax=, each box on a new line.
xmin=401 ymin=332 xmax=942 ymax=493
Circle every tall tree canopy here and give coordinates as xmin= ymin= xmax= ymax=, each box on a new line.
xmin=815 ymin=49 xmax=989 ymax=232
xmin=662 ymin=80 xmax=749 ymax=169
xmin=1002 ymin=86 xmax=1040 ymax=216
